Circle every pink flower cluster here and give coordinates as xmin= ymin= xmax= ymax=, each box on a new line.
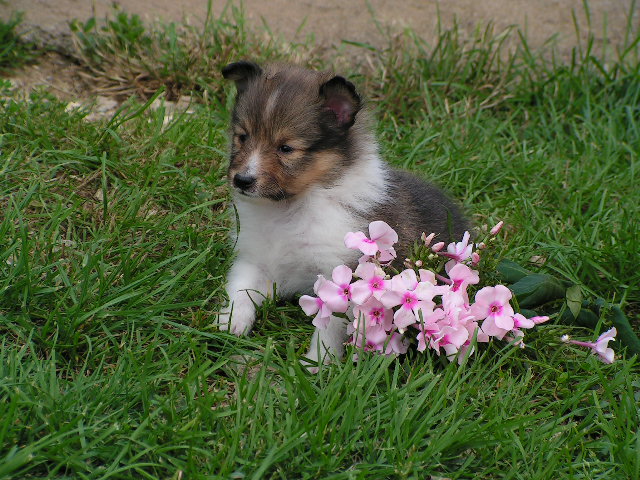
xmin=300 ymin=221 xmax=550 ymax=363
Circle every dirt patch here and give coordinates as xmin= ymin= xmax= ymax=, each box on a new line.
xmin=4 ymin=0 xmax=637 ymax=59
xmin=1 ymin=0 xmax=637 ymax=105
xmin=5 ymin=51 xmax=91 ymax=100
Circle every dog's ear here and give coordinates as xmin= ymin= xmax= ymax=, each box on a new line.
xmin=320 ymin=76 xmax=361 ymax=128
xmin=222 ymin=61 xmax=262 ymax=95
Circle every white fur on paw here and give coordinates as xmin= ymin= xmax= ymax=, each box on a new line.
xmin=217 ymin=299 xmax=255 ymax=336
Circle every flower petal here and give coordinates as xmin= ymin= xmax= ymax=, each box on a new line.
xmin=354 ymin=262 xmax=376 ymax=280
xmin=350 ymin=280 xmax=373 ymax=305
xmin=493 ymin=284 xmax=513 ymax=304
xmin=418 ymin=269 xmax=437 ymax=285
xmin=344 ymin=231 xmax=367 ymax=249
xmin=379 ymin=290 xmax=403 ymax=309
xmin=317 ymin=280 xmax=349 ymax=312
xmin=332 ymin=264 xmax=353 ymax=286
xmin=513 ymin=313 xmax=534 ymax=329
xmin=481 ymin=316 xmax=508 ymax=339
xmin=494 ymin=313 xmax=515 ymax=330
xmin=299 ymin=295 xmax=320 ymax=316
xmin=394 ymin=307 xmax=417 ymax=330
xmin=368 ymin=221 xmax=398 ymax=250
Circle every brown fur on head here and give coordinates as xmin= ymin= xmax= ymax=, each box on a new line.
xmin=222 ymin=61 xmax=364 ymax=201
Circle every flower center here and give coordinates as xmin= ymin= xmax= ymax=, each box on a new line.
xmin=489 ymin=303 xmax=502 ymax=315
xmin=402 ymin=292 xmax=418 ymax=309
xmin=369 ymin=308 xmax=384 ymax=325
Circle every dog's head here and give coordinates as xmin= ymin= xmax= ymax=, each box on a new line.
xmin=222 ymin=61 xmax=362 ymax=201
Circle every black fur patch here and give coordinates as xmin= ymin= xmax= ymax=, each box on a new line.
xmin=370 ymin=169 xmax=469 ymax=262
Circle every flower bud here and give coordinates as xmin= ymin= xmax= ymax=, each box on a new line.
xmin=531 ymin=316 xmax=550 ymax=324
xmin=421 ymin=232 xmax=435 ymax=247
xmin=431 ymin=242 xmax=445 ymax=252
xmin=490 ymin=221 xmax=504 ymax=236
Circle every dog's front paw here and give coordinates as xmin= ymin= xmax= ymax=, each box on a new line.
xmin=217 ymin=298 xmax=255 ymax=336
xmin=301 ymin=317 xmax=349 ymax=371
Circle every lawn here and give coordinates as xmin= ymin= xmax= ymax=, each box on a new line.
xmin=1 ymin=5 xmax=639 ymax=479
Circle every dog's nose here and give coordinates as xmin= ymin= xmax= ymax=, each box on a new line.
xmin=233 ymin=173 xmax=257 ymax=190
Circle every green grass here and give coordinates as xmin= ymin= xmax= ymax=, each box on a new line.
xmin=0 ymin=12 xmax=38 ymax=72
xmin=1 ymin=3 xmax=639 ymax=479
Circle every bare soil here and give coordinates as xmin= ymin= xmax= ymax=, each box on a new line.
xmin=3 ymin=0 xmax=635 ymax=56
xmin=1 ymin=0 xmax=637 ymax=105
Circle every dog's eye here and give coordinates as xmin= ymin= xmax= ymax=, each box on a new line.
xmin=237 ymin=133 xmax=248 ymax=143
xmin=278 ymin=144 xmax=294 ymax=153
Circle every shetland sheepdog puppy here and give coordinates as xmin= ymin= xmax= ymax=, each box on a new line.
xmin=218 ymin=61 xmax=468 ymax=365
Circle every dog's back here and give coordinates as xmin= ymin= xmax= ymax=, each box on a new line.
xmin=374 ymin=169 xmax=468 ymax=262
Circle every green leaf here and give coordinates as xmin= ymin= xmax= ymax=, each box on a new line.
xmin=609 ymin=307 xmax=640 ymax=356
xmin=565 ymin=284 xmax=583 ymax=319
xmin=560 ymin=306 xmax=599 ymax=328
xmin=497 ymin=259 xmax=532 ymax=284
xmin=509 ymin=274 xmax=566 ymax=308
xmin=520 ymin=309 xmax=539 ymax=319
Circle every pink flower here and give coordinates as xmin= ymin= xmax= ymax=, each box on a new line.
xmin=299 ymin=294 xmax=333 ymax=329
xmin=344 ymin=231 xmax=377 ymax=256
xmin=430 ymin=323 xmax=470 ymax=352
xmin=350 ymin=263 xmax=388 ymax=304
xmin=301 ymin=220 xmax=552 ymax=365
xmin=317 ymin=265 xmax=353 ymax=313
xmin=380 ymin=269 xmax=437 ymax=332
xmin=447 ymin=263 xmax=480 ymax=304
xmin=344 ymin=221 xmax=398 ymax=258
xmin=507 ymin=313 xmax=550 ymax=343
xmin=299 ymin=276 xmax=333 ymax=329
xmin=350 ymin=324 xmax=408 ymax=356
xmin=350 ymin=323 xmax=389 ymax=351
xmin=471 ymin=285 xmax=515 ymax=335
xmin=415 ymin=308 xmax=446 ymax=352
xmin=352 ymin=297 xmax=393 ymax=331
xmin=444 ymin=231 xmax=473 ymax=272
xmin=512 ymin=313 xmax=535 ymax=329
xmin=563 ymin=327 xmax=617 ymax=364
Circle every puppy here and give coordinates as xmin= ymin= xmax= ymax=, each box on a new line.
xmin=218 ymin=61 xmax=468 ymax=365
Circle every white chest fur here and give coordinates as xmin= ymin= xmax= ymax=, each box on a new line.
xmin=232 ymin=150 xmax=388 ymax=297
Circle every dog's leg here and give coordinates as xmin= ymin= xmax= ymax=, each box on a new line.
xmin=303 ymin=316 xmax=349 ymax=371
xmin=218 ymin=260 xmax=271 ymax=335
